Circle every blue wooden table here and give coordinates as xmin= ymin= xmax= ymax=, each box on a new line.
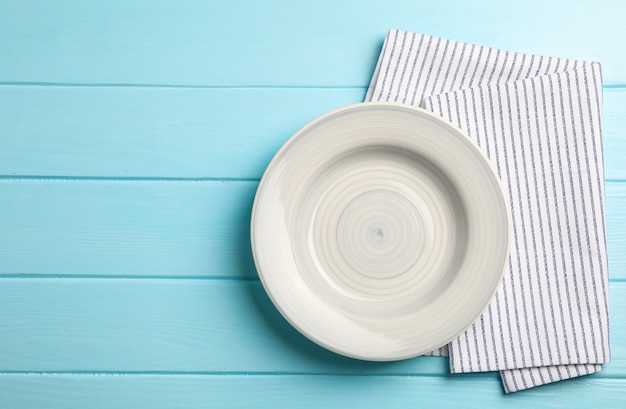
xmin=1 ymin=1 xmax=625 ymax=407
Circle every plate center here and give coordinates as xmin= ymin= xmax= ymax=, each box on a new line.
xmin=292 ymin=146 xmax=469 ymax=316
xmin=336 ymin=189 xmax=426 ymax=280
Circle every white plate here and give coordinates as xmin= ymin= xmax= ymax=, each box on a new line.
xmin=251 ymin=103 xmax=511 ymax=361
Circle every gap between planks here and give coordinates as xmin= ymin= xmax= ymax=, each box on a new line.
xmin=0 ymin=82 xmax=625 ymax=89
xmin=0 ymin=176 xmax=624 ymax=183
xmin=0 ymin=276 xmax=624 ymax=283
xmin=0 ymin=82 xmax=368 ymax=90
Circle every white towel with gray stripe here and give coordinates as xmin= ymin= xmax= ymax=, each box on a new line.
xmin=365 ymin=29 xmax=610 ymax=393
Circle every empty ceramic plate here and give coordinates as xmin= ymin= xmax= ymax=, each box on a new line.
xmin=251 ymin=102 xmax=511 ymax=361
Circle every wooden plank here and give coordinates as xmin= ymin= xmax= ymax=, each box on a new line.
xmin=0 ymin=278 xmax=445 ymax=374
xmin=1 ymin=374 xmax=624 ymax=409
xmin=0 ymin=87 xmax=364 ymax=179
xmin=0 ymin=279 xmax=623 ymax=376
xmin=606 ymin=181 xmax=626 ymax=280
xmin=0 ymin=180 xmax=258 ymax=278
xmin=1 ymin=180 xmax=624 ymax=279
xmin=1 ymin=86 xmax=624 ymax=179
xmin=604 ymin=88 xmax=626 ymax=180
xmin=1 ymin=1 xmax=625 ymax=86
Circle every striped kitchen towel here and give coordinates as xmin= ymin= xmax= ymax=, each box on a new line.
xmin=366 ymin=29 xmax=610 ymax=393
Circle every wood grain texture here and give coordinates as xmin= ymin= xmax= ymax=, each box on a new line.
xmin=1 ymin=180 xmax=624 ymax=279
xmin=1 ymin=86 xmax=624 ymax=179
xmin=0 ymin=87 xmax=364 ymax=178
xmin=1 ymin=375 xmax=625 ymax=409
xmin=0 ymin=180 xmax=257 ymax=278
xmin=1 ymin=1 xmax=625 ymax=86
xmin=0 ymin=279 xmax=624 ymax=377
xmin=603 ymin=89 xmax=626 ymax=180
xmin=0 ymin=278 xmax=445 ymax=374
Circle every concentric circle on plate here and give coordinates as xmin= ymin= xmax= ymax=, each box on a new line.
xmin=251 ymin=103 xmax=511 ymax=361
